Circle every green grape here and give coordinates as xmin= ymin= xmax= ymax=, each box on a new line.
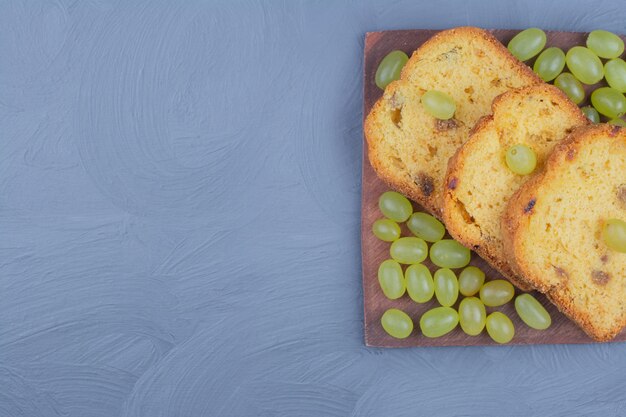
xmin=486 ymin=312 xmax=515 ymax=344
xmin=565 ymin=46 xmax=604 ymax=85
xmin=381 ymin=308 xmax=413 ymax=338
xmin=507 ymin=28 xmax=546 ymax=61
xmin=604 ymin=59 xmax=626 ymax=93
xmin=390 ymin=237 xmax=428 ymax=264
xmin=590 ymin=87 xmax=626 ymax=118
xmin=378 ymin=259 xmax=406 ymax=299
xmin=515 ymin=294 xmax=551 ymax=330
xmin=533 ymin=47 xmax=566 ymax=82
xmin=379 ymin=191 xmax=413 ymax=222
xmin=420 ymin=306 xmax=459 ymax=338
xmin=587 ymin=30 xmax=625 ymax=59
xmin=405 ymin=264 xmax=434 ymax=303
xmin=458 ymin=266 xmax=485 ymax=296
xmin=429 ymin=239 xmax=471 ymax=269
xmin=421 ymin=90 xmax=456 ymax=120
xmin=480 ymin=279 xmax=515 ymax=307
xmin=505 ymin=144 xmax=537 ymax=175
xmin=581 ymin=106 xmax=600 ymax=123
xmin=609 ymin=118 xmax=626 ymax=126
xmin=554 ymin=73 xmax=585 ymax=104
xmin=406 ymin=212 xmax=446 ymax=242
xmin=458 ymin=297 xmax=486 ymax=336
xmin=372 ymin=218 xmax=401 ymax=242
xmin=433 ymin=268 xmax=459 ymax=307
xmin=375 ymin=50 xmax=409 ymax=90
xmin=602 ymin=218 xmax=626 ymax=253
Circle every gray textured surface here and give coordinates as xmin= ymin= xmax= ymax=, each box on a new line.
xmin=2 ymin=1 xmax=626 ymax=416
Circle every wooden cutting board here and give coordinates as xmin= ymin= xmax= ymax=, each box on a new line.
xmin=361 ymin=28 xmax=626 ymax=347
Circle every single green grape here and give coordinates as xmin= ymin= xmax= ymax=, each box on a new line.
xmin=379 ymin=191 xmax=413 ymax=222
xmin=505 ymin=144 xmax=537 ymax=175
xmin=372 ymin=218 xmax=401 ymax=242
xmin=515 ymin=294 xmax=552 ymax=330
xmin=406 ymin=212 xmax=446 ymax=242
xmin=590 ymin=87 xmax=626 ymax=118
xmin=390 ymin=237 xmax=428 ymax=264
xmin=533 ymin=47 xmax=566 ymax=82
xmin=554 ymin=72 xmax=585 ymax=104
xmin=378 ymin=259 xmax=406 ymax=299
xmin=458 ymin=297 xmax=486 ymax=336
xmin=604 ymin=59 xmax=626 ymax=93
xmin=581 ymin=106 xmax=600 ymax=123
xmin=486 ymin=312 xmax=515 ymax=344
xmin=405 ymin=264 xmax=434 ymax=303
xmin=602 ymin=218 xmax=626 ymax=253
xmin=381 ymin=308 xmax=413 ymax=338
xmin=507 ymin=28 xmax=547 ymax=61
xmin=565 ymin=46 xmax=604 ymax=85
xmin=586 ymin=30 xmax=625 ymax=59
xmin=420 ymin=306 xmax=459 ymax=338
xmin=433 ymin=268 xmax=459 ymax=307
xmin=480 ymin=279 xmax=515 ymax=307
xmin=458 ymin=266 xmax=485 ymax=296
xmin=375 ymin=50 xmax=409 ymax=89
xmin=421 ymin=90 xmax=456 ymax=120
xmin=429 ymin=239 xmax=471 ymax=269
xmin=609 ymin=118 xmax=626 ymax=126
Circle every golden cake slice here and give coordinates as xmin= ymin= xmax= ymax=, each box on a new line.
xmin=442 ymin=84 xmax=588 ymax=289
xmin=502 ymin=124 xmax=626 ymax=341
xmin=364 ymin=26 xmax=541 ymax=217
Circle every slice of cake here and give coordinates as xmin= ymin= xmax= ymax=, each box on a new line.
xmin=502 ymin=124 xmax=626 ymax=340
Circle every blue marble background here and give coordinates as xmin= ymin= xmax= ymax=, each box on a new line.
xmin=2 ymin=1 xmax=626 ymax=416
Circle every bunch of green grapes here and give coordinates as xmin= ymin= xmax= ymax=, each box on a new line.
xmin=374 ymin=191 xmax=551 ymax=343
xmin=510 ymin=28 xmax=626 ymax=124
